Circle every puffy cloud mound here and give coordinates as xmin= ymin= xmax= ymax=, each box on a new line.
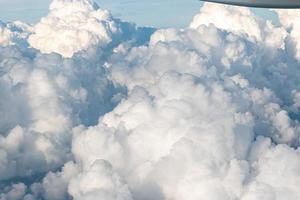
xmin=28 ymin=0 xmax=136 ymax=57
xmin=69 ymin=160 xmax=133 ymax=200
xmin=0 ymin=21 xmax=31 ymax=47
xmin=0 ymin=46 xmax=117 ymax=181
xmin=190 ymin=3 xmax=287 ymax=48
xmin=2 ymin=1 xmax=300 ymax=200
xmin=0 ymin=0 xmax=134 ymax=185
xmin=276 ymin=9 xmax=300 ymax=60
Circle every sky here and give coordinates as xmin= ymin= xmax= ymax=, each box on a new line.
xmin=0 ymin=0 xmax=278 ymax=27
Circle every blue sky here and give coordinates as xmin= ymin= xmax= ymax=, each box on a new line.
xmin=0 ymin=0 xmax=278 ymax=27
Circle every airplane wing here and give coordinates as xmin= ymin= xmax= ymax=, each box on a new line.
xmin=200 ymin=0 xmax=300 ymax=8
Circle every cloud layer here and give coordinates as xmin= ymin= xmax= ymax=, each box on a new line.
xmin=1 ymin=1 xmax=300 ymax=200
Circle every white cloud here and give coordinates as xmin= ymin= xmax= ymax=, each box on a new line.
xmin=0 ymin=20 xmax=31 ymax=47
xmin=276 ymin=9 xmax=300 ymax=60
xmin=190 ymin=4 xmax=287 ymax=48
xmin=69 ymin=160 xmax=133 ymax=200
xmin=27 ymin=0 xmax=137 ymax=58
xmin=1 ymin=1 xmax=300 ymax=200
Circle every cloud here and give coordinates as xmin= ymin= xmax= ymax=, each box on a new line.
xmin=1 ymin=1 xmax=300 ymax=200
xmin=0 ymin=183 xmax=27 ymax=200
xmin=0 ymin=0 xmax=132 ymax=181
xmin=0 ymin=20 xmax=31 ymax=47
xmin=69 ymin=160 xmax=133 ymax=200
xmin=276 ymin=9 xmax=300 ymax=61
xmin=190 ymin=3 xmax=287 ymax=48
xmin=27 ymin=0 xmax=138 ymax=58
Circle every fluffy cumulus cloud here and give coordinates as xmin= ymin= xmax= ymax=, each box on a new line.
xmin=1 ymin=0 xmax=300 ymax=200
xmin=0 ymin=20 xmax=31 ymax=47
xmin=276 ymin=9 xmax=300 ymax=61
xmin=27 ymin=0 xmax=139 ymax=58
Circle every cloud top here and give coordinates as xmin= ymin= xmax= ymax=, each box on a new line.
xmin=28 ymin=0 xmax=127 ymax=57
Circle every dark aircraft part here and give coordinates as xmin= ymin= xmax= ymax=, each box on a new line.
xmin=200 ymin=0 xmax=300 ymax=8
